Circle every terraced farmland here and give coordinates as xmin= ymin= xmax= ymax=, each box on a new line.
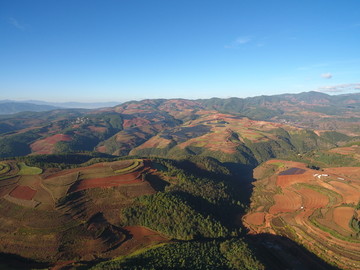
xmin=0 ymin=158 xmax=167 ymax=266
xmin=244 ymin=159 xmax=360 ymax=270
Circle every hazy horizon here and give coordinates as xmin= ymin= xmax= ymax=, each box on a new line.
xmin=1 ymin=0 xmax=360 ymax=102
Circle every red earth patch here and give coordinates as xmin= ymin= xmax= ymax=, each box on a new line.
xmin=30 ymin=134 xmax=72 ymax=154
xmin=9 ymin=185 xmax=37 ymax=200
xmin=68 ymin=170 xmax=146 ymax=192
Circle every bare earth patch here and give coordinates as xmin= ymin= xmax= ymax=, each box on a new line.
xmin=9 ymin=185 xmax=37 ymax=200
xmin=333 ymin=207 xmax=355 ymax=232
xmin=244 ymin=212 xmax=265 ymax=226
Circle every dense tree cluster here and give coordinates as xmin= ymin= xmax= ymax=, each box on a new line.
xmin=92 ymin=239 xmax=264 ymax=270
xmin=123 ymin=192 xmax=228 ymax=240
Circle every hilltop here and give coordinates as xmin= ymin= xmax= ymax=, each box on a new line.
xmin=1 ymin=91 xmax=360 ymax=162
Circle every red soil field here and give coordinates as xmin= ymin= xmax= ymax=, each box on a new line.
xmin=40 ymin=134 xmax=72 ymax=144
xmin=44 ymin=162 xmax=107 ymax=179
xmin=88 ymin=126 xmax=107 ymax=133
xmin=330 ymin=145 xmax=359 ymax=155
xmin=277 ymin=173 xmax=312 ymax=188
xmin=245 ymin=212 xmax=265 ymax=226
xmin=124 ymin=226 xmax=167 ymax=242
xmin=30 ymin=134 xmax=72 ymax=154
xmin=269 ymin=190 xmax=302 ymax=214
xmin=326 ymin=167 xmax=360 ymax=181
xmin=333 ymin=207 xmax=354 ymax=232
xmin=123 ymin=118 xmax=150 ymax=128
xmin=327 ymin=181 xmax=359 ymax=204
xmin=96 ymin=145 xmax=107 ymax=153
xmin=116 ymin=226 xmax=168 ymax=254
xmin=9 ymin=185 xmax=37 ymax=200
xmin=68 ymin=170 xmax=145 ymax=192
xmin=297 ymin=188 xmax=329 ymax=209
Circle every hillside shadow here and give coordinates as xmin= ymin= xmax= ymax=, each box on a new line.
xmin=245 ymin=233 xmax=342 ymax=270
xmin=0 ymin=252 xmax=50 ymax=270
xmin=223 ymin=162 xmax=256 ymax=207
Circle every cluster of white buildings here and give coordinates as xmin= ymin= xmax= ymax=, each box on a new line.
xmin=313 ymin=173 xmax=329 ymax=179
xmin=313 ymin=173 xmax=345 ymax=181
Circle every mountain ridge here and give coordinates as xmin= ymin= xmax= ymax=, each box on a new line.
xmin=0 ymin=91 xmax=359 ymax=162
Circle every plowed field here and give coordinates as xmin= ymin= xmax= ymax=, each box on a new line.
xmin=269 ymin=190 xmax=302 ymax=214
xmin=297 ymin=188 xmax=329 ymax=209
xmin=244 ymin=212 xmax=265 ymax=226
xmin=9 ymin=185 xmax=37 ymax=200
xmin=333 ymin=207 xmax=355 ymax=232
xmin=69 ymin=171 xmax=144 ymax=192
xmin=245 ymin=159 xmax=360 ymax=270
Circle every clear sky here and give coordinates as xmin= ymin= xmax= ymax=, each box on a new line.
xmin=1 ymin=0 xmax=360 ymax=102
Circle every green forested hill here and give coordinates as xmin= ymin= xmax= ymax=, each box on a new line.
xmin=0 ymin=91 xmax=359 ymax=165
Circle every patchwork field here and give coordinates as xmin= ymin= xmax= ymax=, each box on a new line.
xmin=244 ymin=159 xmax=360 ymax=270
xmin=30 ymin=134 xmax=72 ymax=154
xmin=131 ymin=113 xmax=300 ymax=157
xmin=0 ymin=158 xmax=168 ymax=266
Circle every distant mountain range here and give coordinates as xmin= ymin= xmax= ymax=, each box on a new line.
xmin=0 ymin=100 xmax=124 ymax=114
xmin=0 ymin=102 xmax=60 ymax=115
xmin=1 ymin=91 xmax=359 ymax=160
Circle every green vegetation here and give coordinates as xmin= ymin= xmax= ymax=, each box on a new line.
xmin=17 ymin=162 xmax=42 ymax=175
xmin=92 ymin=239 xmax=264 ymax=270
xmin=309 ymin=106 xmax=343 ymax=115
xmin=0 ymin=131 xmax=40 ymax=158
xmin=0 ymin=92 xmax=360 ymax=268
xmin=0 ymin=163 xmax=10 ymax=175
xmin=114 ymin=159 xmax=141 ymax=174
xmin=321 ymin=131 xmax=351 ymax=144
xmin=55 ymin=133 xmax=99 ymax=153
xmin=157 ymin=159 xmax=231 ymax=203
xmin=350 ymin=216 xmax=360 ymax=235
xmin=123 ymin=192 xmax=229 ymax=240
xmin=309 ymin=209 xmax=360 ymax=243
xmin=289 ymin=130 xmax=332 ymax=153
xmin=220 ymin=238 xmax=265 ymax=270
xmin=12 ymin=152 xmax=116 ymax=170
xmin=294 ymin=183 xmax=342 ymax=205
xmin=310 ymin=152 xmax=360 ymax=167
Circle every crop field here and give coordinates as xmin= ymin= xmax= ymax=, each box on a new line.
xmin=278 ymin=167 xmax=305 ymax=175
xmin=30 ymin=134 xmax=72 ymax=154
xmin=333 ymin=207 xmax=355 ymax=232
xmin=243 ymin=212 xmax=265 ymax=226
xmin=330 ymin=145 xmax=360 ymax=161
xmin=9 ymin=185 xmax=37 ymax=200
xmin=244 ymin=159 xmax=360 ymax=270
xmin=0 ymin=158 xmax=165 ymax=264
xmin=18 ymin=162 xmax=43 ymax=175
xmin=115 ymin=226 xmax=168 ymax=255
xmin=269 ymin=190 xmax=302 ymax=214
xmin=67 ymin=159 xmax=147 ymax=192
xmin=0 ymin=163 xmax=10 ymax=174
xmin=133 ymin=114 xmax=295 ymax=156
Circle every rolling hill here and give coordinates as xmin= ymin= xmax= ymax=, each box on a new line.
xmin=0 ymin=91 xmax=359 ymax=269
xmin=1 ymin=91 xmax=359 ymax=164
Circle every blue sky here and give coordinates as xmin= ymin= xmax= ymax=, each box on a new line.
xmin=1 ymin=0 xmax=360 ymax=102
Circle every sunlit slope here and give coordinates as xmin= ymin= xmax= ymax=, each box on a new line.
xmin=130 ymin=112 xmax=337 ymax=164
xmin=1 ymin=92 xmax=360 ymax=159
xmin=244 ymin=158 xmax=360 ymax=270
xmin=0 ymin=158 xmax=163 ymax=263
